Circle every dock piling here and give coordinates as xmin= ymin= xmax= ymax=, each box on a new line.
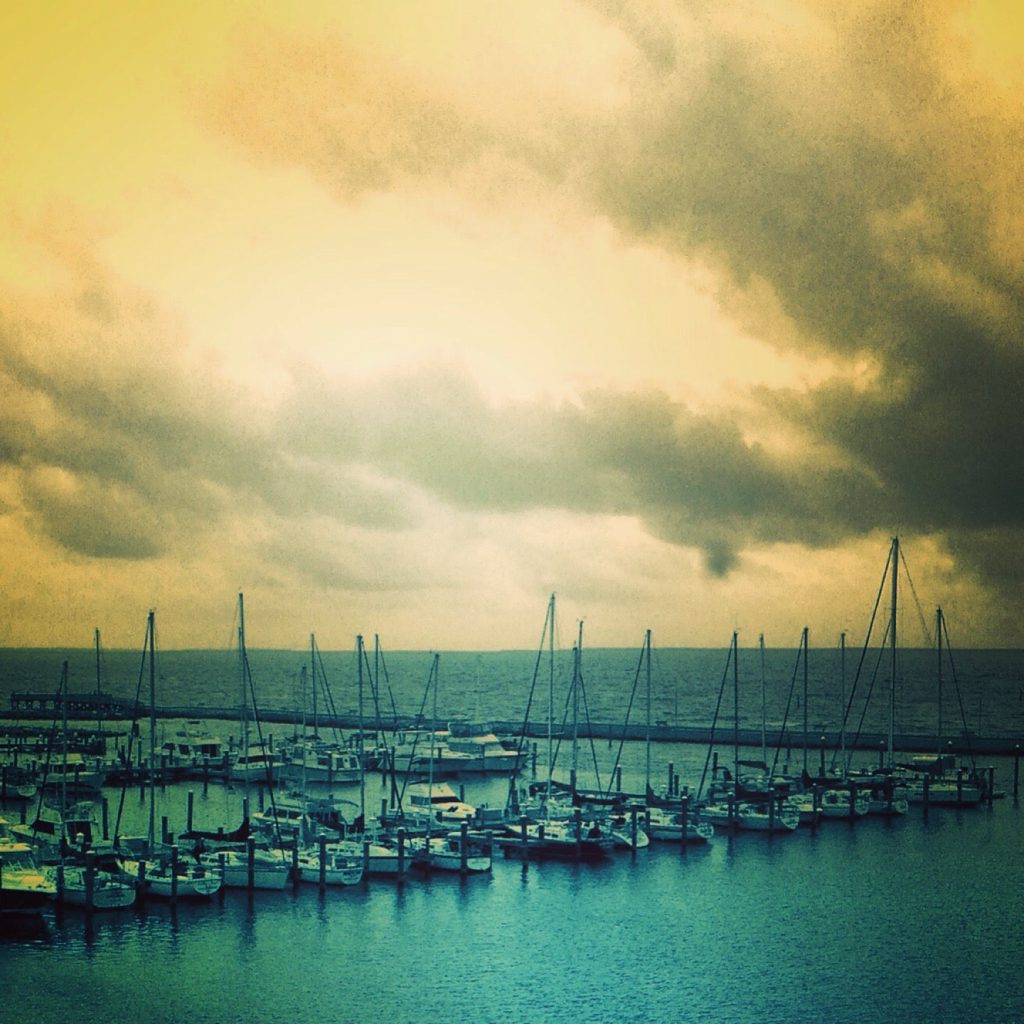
xmin=85 ymin=851 xmax=95 ymax=912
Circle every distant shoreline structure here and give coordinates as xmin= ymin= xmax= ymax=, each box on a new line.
xmin=3 ymin=691 xmax=1020 ymax=756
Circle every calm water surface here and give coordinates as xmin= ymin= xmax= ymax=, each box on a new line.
xmin=3 ymin=646 xmax=1024 ymax=1022
xmin=4 ymin=768 xmax=1024 ymax=1023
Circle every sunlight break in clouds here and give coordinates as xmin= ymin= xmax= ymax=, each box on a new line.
xmin=0 ymin=1 xmax=1021 ymax=648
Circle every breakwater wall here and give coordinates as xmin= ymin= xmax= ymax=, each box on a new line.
xmin=3 ymin=701 xmax=1021 ymax=756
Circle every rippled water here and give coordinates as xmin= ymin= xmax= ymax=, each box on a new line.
xmin=3 ymin=643 xmax=1024 ymax=739
xmin=4 ymin=646 xmax=1024 ymax=1022
xmin=4 ymin=755 xmax=1024 ymax=1023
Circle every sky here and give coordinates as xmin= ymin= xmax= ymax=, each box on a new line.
xmin=1 ymin=0 xmax=1022 ymax=651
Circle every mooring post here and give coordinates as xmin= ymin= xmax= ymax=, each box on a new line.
xmin=318 ymin=834 xmax=327 ymax=890
xmin=85 ymin=851 xmax=95 ymax=913
xmin=161 ymin=816 xmax=169 ymax=847
xmin=667 ymin=762 xmax=674 ymax=796
xmin=137 ymin=858 xmax=146 ymax=897
xmin=170 ymin=845 xmax=179 ymax=904
xmin=519 ymin=816 xmax=529 ymax=865
xmin=819 ymin=739 xmax=826 ymax=777
xmin=615 ymin=766 xmax=623 ymax=793
xmin=848 ymin=782 xmax=857 ymax=820
xmin=630 ymin=806 xmax=638 ymax=851
xmin=460 ymin=821 xmax=469 ymax=875
xmin=768 ymin=793 xmax=776 ymax=833
xmin=101 ymin=797 xmax=109 ymax=841
xmin=573 ymin=809 xmax=582 ymax=860
xmin=247 ymin=836 xmax=256 ymax=890
xmin=186 ymin=791 xmax=194 ymax=834
xmin=956 ymin=768 xmax=963 ymax=805
xmin=160 ymin=753 xmax=167 ymax=791
xmin=680 ymin=793 xmax=689 ymax=853
xmin=397 ymin=827 xmax=406 ymax=877
xmin=362 ymin=837 xmax=370 ymax=881
xmin=258 ymin=787 xmax=265 ymax=812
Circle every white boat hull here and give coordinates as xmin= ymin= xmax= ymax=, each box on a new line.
xmin=120 ymin=859 xmax=222 ymax=898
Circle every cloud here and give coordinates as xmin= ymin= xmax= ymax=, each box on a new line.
xmin=196 ymin=3 xmax=1024 ymax=611
xmin=5 ymin=3 xmax=1024 ymax=641
xmin=0 ymin=219 xmax=884 ymax=587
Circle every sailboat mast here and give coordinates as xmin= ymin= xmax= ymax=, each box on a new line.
xmin=357 ymin=634 xmax=365 ymax=822
xmin=147 ymin=609 xmax=156 ymax=850
xmin=571 ymin=620 xmax=582 ymax=790
xmin=936 ymin=606 xmax=943 ymax=759
xmin=802 ymin=626 xmax=809 ymax=774
xmin=644 ymin=628 xmax=652 ymax=793
xmin=547 ymin=593 xmax=555 ymax=797
xmin=94 ymin=627 xmax=104 ymax=735
xmin=239 ymin=592 xmax=248 ymax=758
xmin=310 ymin=633 xmax=318 ymax=738
xmin=60 ymin=660 xmax=69 ymax=815
xmin=427 ymin=652 xmax=439 ymax=842
xmin=759 ymin=633 xmax=767 ymax=769
xmin=889 ymin=537 xmax=898 ymax=769
xmin=732 ymin=631 xmax=739 ymax=787
xmin=840 ymin=631 xmax=847 ymax=774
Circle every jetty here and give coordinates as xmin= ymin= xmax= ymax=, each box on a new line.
xmin=3 ymin=692 xmax=1021 ymax=755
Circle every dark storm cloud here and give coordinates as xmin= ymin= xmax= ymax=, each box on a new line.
xmin=11 ymin=3 xmax=1023 ymax=604
xmin=275 ymin=366 xmax=883 ymax=575
xmin=195 ymin=3 xmax=1024 ymax=584
xmin=571 ymin=2 xmax=1024 ymax=601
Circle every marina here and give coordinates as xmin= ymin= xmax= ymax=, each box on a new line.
xmin=2 ymin=734 xmax=1024 ymax=1024
xmin=2 ymin=596 xmax=1023 ymax=1022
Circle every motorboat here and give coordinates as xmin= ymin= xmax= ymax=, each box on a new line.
xmin=403 ymin=782 xmax=476 ymax=825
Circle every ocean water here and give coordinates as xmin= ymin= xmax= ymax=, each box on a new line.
xmin=3 ymin=647 xmax=1024 ymax=1023
xmin=2 ymin=642 xmax=1024 ymax=741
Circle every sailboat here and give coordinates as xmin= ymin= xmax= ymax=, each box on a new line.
xmin=117 ymin=610 xmax=221 ymax=900
xmin=896 ymin=605 xmax=983 ymax=807
xmin=407 ymin=654 xmax=492 ymax=874
xmin=697 ymin=633 xmax=799 ymax=834
xmin=798 ymin=631 xmax=873 ymax=819
xmin=501 ymin=600 xmax=615 ymax=860
xmin=293 ymin=634 xmax=388 ymax=885
xmin=279 ymin=635 xmax=361 ymax=786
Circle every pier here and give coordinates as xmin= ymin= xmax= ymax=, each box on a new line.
xmin=4 ymin=693 xmax=1021 ymax=755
